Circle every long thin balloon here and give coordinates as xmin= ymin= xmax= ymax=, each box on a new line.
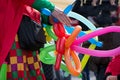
xmin=64 ymin=25 xmax=102 ymax=47
xmin=39 ymin=44 xmax=70 ymax=73
xmin=67 ymin=11 xmax=96 ymax=31
xmin=40 ymin=45 xmax=56 ymax=64
xmin=81 ymin=44 xmax=96 ymax=70
xmin=63 ymin=4 xmax=73 ymax=14
xmin=73 ymin=26 xmax=120 ymax=45
xmin=45 ymin=25 xmax=58 ymax=40
xmin=63 ymin=2 xmax=96 ymax=31
xmin=71 ymin=26 xmax=120 ymax=57
xmin=72 ymin=45 xmax=120 ymax=57
xmin=0 ymin=63 xmax=7 ymax=80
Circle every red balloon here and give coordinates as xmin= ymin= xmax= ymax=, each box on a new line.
xmin=65 ymin=34 xmax=70 ymax=39
xmin=53 ymin=22 xmax=65 ymax=38
xmin=55 ymin=37 xmax=66 ymax=70
xmin=56 ymin=37 xmax=65 ymax=53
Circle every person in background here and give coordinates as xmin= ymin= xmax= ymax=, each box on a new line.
xmin=72 ymin=0 xmax=118 ymax=80
xmin=105 ymin=54 xmax=120 ymax=80
xmin=104 ymin=1 xmax=120 ymax=80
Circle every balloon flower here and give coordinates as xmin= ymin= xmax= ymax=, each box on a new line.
xmin=40 ymin=3 xmax=120 ymax=77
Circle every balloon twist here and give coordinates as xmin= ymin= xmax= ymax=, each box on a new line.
xmin=53 ymin=22 xmax=82 ymax=76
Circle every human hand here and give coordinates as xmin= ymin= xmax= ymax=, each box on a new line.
xmin=70 ymin=19 xmax=79 ymax=26
xmin=49 ymin=16 xmax=79 ymax=27
xmin=110 ymin=0 xmax=116 ymax=5
xmin=106 ymin=75 xmax=118 ymax=80
xmin=51 ymin=7 xmax=72 ymax=26
xmin=91 ymin=0 xmax=98 ymax=6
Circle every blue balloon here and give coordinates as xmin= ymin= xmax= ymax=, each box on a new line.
xmin=41 ymin=8 xmax=51 ymax=16
xmin=41 ymin=4 xmax=73 ymax=22
xmin=41 ymin=8 xmax=58 ymax=22
xmin=63 ymin=4 xmax=73 ymax=14
xmin=67 ymin=11 xmax=96 ymax=31
xmin=64 ymin=25 xmax=102 ymax=47
xmin=65 ymin=11 xmax=103 ymax=46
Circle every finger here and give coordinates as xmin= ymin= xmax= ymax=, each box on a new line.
xmin=59 ymin=14 xmax=71 ymax=26
xmin=51 ymin=8 xmax=71 ymax=26
xmin=106 ymin=77 xmax=110 ymax=80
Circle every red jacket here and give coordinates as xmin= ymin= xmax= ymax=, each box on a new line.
xmin=106 ymin=55 xmax=120 ymax=75
xmin=0 ymin=0 xmax=34 ymax=65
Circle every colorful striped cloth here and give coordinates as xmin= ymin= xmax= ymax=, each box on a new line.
xmin=5 ymin=35 xmax=46 ymax=80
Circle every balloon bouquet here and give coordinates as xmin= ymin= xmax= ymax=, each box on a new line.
xmin=40 ymin=2 xmax=120 ymax=78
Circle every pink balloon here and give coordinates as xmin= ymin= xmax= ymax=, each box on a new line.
xmin=71 ymin=45 xmax=120 ymax=57
xmin=72 ymin=26 xmax=120 ymax=45
xmin=71 ymin=26 xmax=120 ymax=57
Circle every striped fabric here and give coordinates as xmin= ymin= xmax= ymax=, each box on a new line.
xmin=5 ymin=35 xmax=46 ymax=80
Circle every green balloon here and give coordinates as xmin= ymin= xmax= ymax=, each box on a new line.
xmin=40 ymin=44 xmax=56 ymax=64
xmin=0 ymin=63 xmax=7 ymax=80
xmin=39 ymin=44 xmax=69 ymax=73
xmin=39 ymin=43 xmax=83 ymax=78
xmin=45 ymin=25 xmax=58 ymax=40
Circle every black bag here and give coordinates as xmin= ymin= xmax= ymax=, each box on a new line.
xmin=18 ymin=15 xmax=46 ymax=51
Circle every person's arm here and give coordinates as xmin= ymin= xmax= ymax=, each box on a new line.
xmin=32 ymin=0 xmax=55 ymax=12
xmin=106 ymin=75 xmax=118 ymax=80
xmin=106 ymin=75 xmax=120 ymax=80
xmin=32 ymin=0 xmax=71 ymax=26
xmin=32 ymin=0 xmax=54 ymax=24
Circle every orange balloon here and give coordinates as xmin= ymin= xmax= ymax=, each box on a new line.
xmin=64 ymin=25 xmax=82 ymax=76
xmin=64 ymin=48 xmax=81 ymax=76
xmin=65 ymin=25 xmax=82 ymax=48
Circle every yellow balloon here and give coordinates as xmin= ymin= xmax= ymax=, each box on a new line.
xmin=81 ymin=30 xmax=98 ymax=71
xmin=81 ymin=44 xmax=96 ymax=70
xmin=43 ymin=28 xmax=52 ymax=42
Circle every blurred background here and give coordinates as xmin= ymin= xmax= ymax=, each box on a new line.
xmin=50 ymin=0 xmax=73 ymax=9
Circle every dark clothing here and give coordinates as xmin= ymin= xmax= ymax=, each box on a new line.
xmin=72 ymin=0 xmax=118 ymax=30
xmin=72 ymin=0 xmax=118 ymax=80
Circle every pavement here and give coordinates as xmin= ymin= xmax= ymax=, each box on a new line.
xmin=71 ymin=71 xmax=96 ymax=80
